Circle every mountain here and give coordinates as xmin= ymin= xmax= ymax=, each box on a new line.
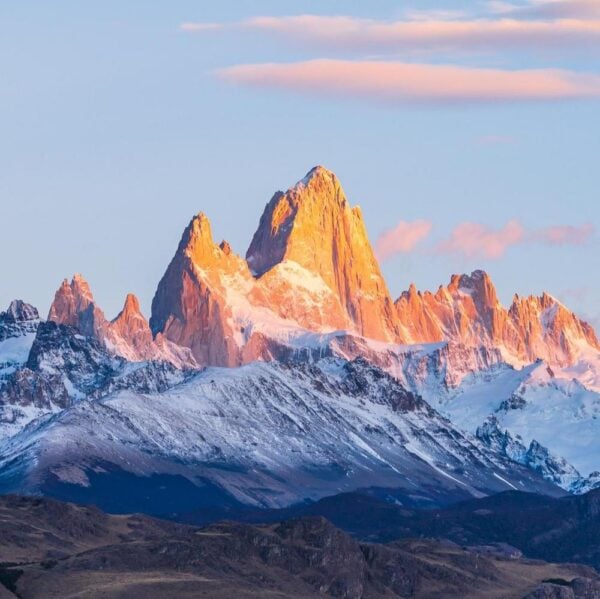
xmin=149 ymin=212 xmax=261 ymax=366
xmin=395 ymin=270 xmax=599 ymax=367
xmin=42 ymin=168 xmax=597 ymax=377
xmin=150 ymin=166 xmax=399 ymax=367
xmin=475 ymin=416 xmax=589 ymax=492
xmin=246 ymin=165 xmax=399 ymax=341
xmin=2 ymin=495 xmax=598 ymax=599
xmin=0 ymin=301 xmax=39 ymax=379
xmin=48 ymin=275 xmax=195 ymax=368
xmin=146 ymin=167 xmax=599 ymax=374
xmin=1 ymin=165 xmax=600 ymax=521
xmin=215 ymin=487 xmax=600 ymax=573
xmin=0 ymin=319 xmax=190 ymax=444
xmin=428 ymin=360 xmax=600 ymax=493
xmin=0 ymin=358 xmax=561 ymax=514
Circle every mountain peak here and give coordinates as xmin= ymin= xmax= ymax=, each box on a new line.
xmin=188 ymin=211 xmax=214 ymax=242
xmin=246 ymin=167 xmax=397 ymax=341
xmin=297 ymin=165 xmax=337 ymax=187
xmin=48 ymin=274 xmax=106 ymax=338
xmin=175 ymin=212 xmax=221 ymax=268
xmin=447 ymin=270 xmax=498 ymax=306
xmin=49 ymin=275 xmax=95 ymax=322
xmin=118 ymin=293 xmax=142 ymax=319
xmin=2 ymin=300 xmax=39 ymax=323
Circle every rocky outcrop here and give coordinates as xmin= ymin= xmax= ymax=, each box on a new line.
xmin=48 ymin=274 xmax=106 ymax=339
xmin=508 ymin=292 xmax=599 ymax=365
xmin=395 ymin=270 xmax=599 ymax=366
xmin=475 ymin=416 xmax=586 ymax=492
xmin=0 ymin=301 xmax=41 ymax=381
xmin=0 ymin=300 xmax=39 ymax=339
xmin=0 ymin=300 xmax=39 ymax=346
xmin=48 ymin=276 xmax=195 ymax=368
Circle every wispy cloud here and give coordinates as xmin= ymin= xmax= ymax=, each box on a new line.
xmin=182 ymin=13 xmax=600 ymax=52
xmin=437 ymin=220 xmax=525 ymax=259
xmin=436 ymin=220 xmax=594 ymax=258
xmin=534 ymin=223 xmax=594 ymax=245
xmin=375 ymin=220 xmax=432 ymax=262
xmin=216 ymin=60 xmax=600 ymax=105
xmin=489 ymin=0 xmax=600 ymax=19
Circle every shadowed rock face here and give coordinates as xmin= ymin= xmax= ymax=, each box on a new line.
xmin=0 ymin=301 xmax=39 ymax=345
xmin=0 ymin=301 xmax=39 ymax=327
xmin=1 ymin=495 xmax=597 ymax=599
xmin=0 ymin=320 xmax=189 ymax=421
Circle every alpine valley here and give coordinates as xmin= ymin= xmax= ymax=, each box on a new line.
xmin=1 ymin=166 xmax=600 ymax=521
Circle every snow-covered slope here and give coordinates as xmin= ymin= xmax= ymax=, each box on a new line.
xmin=0 ymin=300 xmax=40 ymax=379
xmin=0 ymin=320 xmax=191 ymax=443
xmin=434 ymin=359 xmax=600 ymax=492
xmin=0 ymin=358 xmax=561 ymax=509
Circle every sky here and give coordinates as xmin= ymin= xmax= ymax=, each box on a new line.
xmin=1 ymin=0 xmax=599 ymax=328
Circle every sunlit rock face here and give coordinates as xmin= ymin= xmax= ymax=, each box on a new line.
xmin=48 ymin=276 xmax=195 ymax=368
xmin=150 ymin=167 xmax=401 ymax=366
xmin=247 ymin=166 xmax=399 ymax=342
xmin=150 ymin=212 xmax=254 ymax=366
xmin=48 ymin=274 xmax=106 ymax=339
xmin=395 ymin=270 xmax=600 ymax=366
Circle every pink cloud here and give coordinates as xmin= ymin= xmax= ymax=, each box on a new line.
xmin=375 ymin=220 xmax=433 ymax=262
xmin=534 ymin=223 xmax=594 ymax=245
xmin=183 ymin=14 xmax=600 ymax=51
xmin=489 ymin=1 xmax=600 ymax=19
xmin=437 ymin=220 xmax=525 ymax=259
xmin=216 ymin=60 xmax=600 ymax=105
xmin=436 ymin=220 xmax=594 ymax=259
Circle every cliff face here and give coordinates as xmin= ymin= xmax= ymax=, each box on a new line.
xmin=48 ymin=274 xmax=106 ymax=339
xmin=150 ymin=167 xmax=401 ymax=366
xmin=246 ymin=166 xmax=399 ymax=342
xmin=395 ymin=270 xmax=600 ymax=366
xmin=150 ymin=213 xmax=252 ymax=366
xmin=48 ymin=276 xmax=195 ymax=368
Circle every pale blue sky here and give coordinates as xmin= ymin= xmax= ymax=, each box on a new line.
xmin=1 ymin=1 xmax=599 ymax=327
